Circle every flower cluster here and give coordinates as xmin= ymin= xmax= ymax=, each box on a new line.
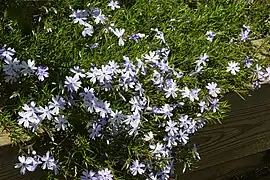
xmin=0 ymin=1 xmax=269 ymax=180
xmin=0 ymin=46 xmax=49 ymax=83
xmin=15 ymin=151 xmax=58 ymax=175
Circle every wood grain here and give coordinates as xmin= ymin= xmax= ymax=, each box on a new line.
xmin=0 ymin=145 xmax=45 ymax=180
xmin=0 ymin=130 xmax=11 ymax=146
xmin=178 ymin=151 xmax=266 ymax=180
xmin=177 ymin=85 xmax=270 ymax=179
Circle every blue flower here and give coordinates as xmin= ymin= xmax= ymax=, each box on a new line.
xmin=36 ymin=66 xmax=49 ymax=81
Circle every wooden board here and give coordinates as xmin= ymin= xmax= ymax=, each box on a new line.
xmin=177 ymin=85 xmax=270 ymax=179
xmin=177 ymin=151 xmax=267 ymax=180
xmin=0 ymin=145 xmax=45 ymax=180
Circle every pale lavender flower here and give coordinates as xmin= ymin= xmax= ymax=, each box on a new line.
xmin=240 ymin=25 xmax=250 ymax=42
xmin=244 ymin=57 xmax=253 ymax=68
xmin=206 ymin=82 xmax=220 ymax=97
xmin=129 ymin=96 xmax=144 ymax=113
xmin=70 ymin=10 xmax=89 ymax=25
xmin=41 ymin=151 xmax=55 ymax=170
xmin=179 ymin=130 xmax=189 ymax=145
xmin=254 ymin=64 xmax=264 ymax=81
xmin=97 ymin=168 xmax=113 ymax=180
xmin=181 ymin=87 xmax=191 ymax=99
xmin=190 ymin=88 xmax=200 ymax=101
xmin=89 ymin=123 xmax=102 ymax=140
xmin=82 ymin=25 xmax=94 ymax=37
xmin=3 ymin=58 xmax=21 ymax=83
xmin=206 ymin=31 xmax=216 ymax=42
xmin=37 ymin=106 xmax=53 ymax=120
xmin=150 ymin=143 xmax=166 ymax=158
xmin=264 ymin=67 xmax=270 ymax=81
xmin=54 ymin=115 xmax=69 ymax=131
xmin=210 ymin=98 xmax=219 ymax=113
xmin=198 ymin=101 xmax=208 ymax=113
xmin=165 ymin=120 xmax=179 ymax=136
xmin=20 ymin=59 xmax=37 ymax=76
xmin=14 ymin=156 xmax=35 ymax=175
xmin=64 ymin=75 xmax=82 ymax=92
xmin=144 ymin=51 xmax=160 ymax=65
xmin=81 ymin=170 xmax=97 ymax=180
xmin=112 ymin=28 xmax=125 ymax=46
xmin=164 ymin=79 xmax=178 ymax=98
xmin=48 ymin=96 xmax=66 ymax=115
xmin=88 ymin=43 xmax=99 ymax=50
xmin=240 ymin=30 xmax=249 ymax=41
xmin=152 ymin=106 xmax=160 ymax=114
xmin=252 ymin=81 xmax=261 ymax=89
xmin=143 ymin=131 xmax=154 ymax=142
xmin=108 ymin=0 xmax=120 ymax=10
xmin=92 ymin=11 xmax=107 ymax=25
xmin=129 ymin=33 xmax=145 ymax=42
xmin=70 ymin=66 xmax=86 ymax=78
xmin=0 ymin=46 xmax=15 ymax=61
xmin=226 ymin=61 xmax=240 ymax=75
xmin=130 ymin=160 xmax=145 ymax=176
xmin=179 ymin=115 xmax=190 ymax=129
xmin=36 ymin=66 xmax=49 ymax=81
xmin=195 ymin=53 xmax=209 ymax=67
xmin=160 ymin=104 xmax=173 ymax=119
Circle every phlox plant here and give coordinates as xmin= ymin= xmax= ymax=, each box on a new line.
xmin=0 ymin=0 xmax=270 ymax=179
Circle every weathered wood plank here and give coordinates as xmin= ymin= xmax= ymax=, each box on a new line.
xmin=178 ymin=85 xmax=270 ymax=179
xmin=0 ymin=130 xmax=11 ymax=147
xmin=0 ymin=145 xmax=45 ymax=180
xmin=177 ymin=151 xmax=266 ymax=180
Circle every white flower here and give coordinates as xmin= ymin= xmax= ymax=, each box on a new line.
xmin=264 ymin=67 xmax=270 ymax=81
xmin=97 ymin=168 xmax=113 ymax=180
xmin=54 ymin=115 xmax=69 ymax=131
xmin=226 ymin=61 xmax=240 ymax=75
xmin=37 ymin=106 xmax=53 ymax=120
xmin=112 ymin=28 xmax=125 ymax=46
xmin=14 ymin=156 xmax=35 ymax=175
xmin=64 ymin=75 xmax=82 ymax=92
xmin=179 ymin=115 xmax=191 ymax=130
xmin=88 ymin=123 xmax=102 ymax=140
xmin=48 ymin=96 xmax=66 ymax=115
xmin=81 ymin=170 xmax=97 ymax=180
xmin=181 ymin=87 xmax=200 ymax=102
xmin=160 ymin=104 xmax=173 ymax=119
xmin=20 ymin=59 xmax=37 ymax=76
xmin=70 ymin=66 xmax=86 ymax=78
xmin=108 ymin=0 xmax=120 ymax=10
xmin=130 ymin=160 xmax=145 ymax=176
xmin=195 ymin=53 xmax=209 ymax=67
xmin=144 ymin=51 xmax=160 ymax=64
xmin=41 ymin=151 xmax=56 ymax=170
xmin=93 ymin=12 xmax=107 ymax=25
xmin=143 ymin=131 xmax=154 ymax=141
xmin=206 ymin=82 xmax=220 ymax=97
xmin=198 ymin=101 xmax=208 ymax=113
xmin=0 ymin=46 xmax=15 ymax=61
xmin=82 ymin=25 xmax=94 ymax=37
xmin=165 ymin=119 xmax=179 ymax=136
xmin=150 ymin=143 xmax=166 ymax=158
xmin=179 ymin=130 xmax=189 ymax=145
xmin=206 ymin=31 xmax=216 ymax=42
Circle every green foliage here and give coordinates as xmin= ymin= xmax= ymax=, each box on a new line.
xmin=0 ymin=0 xmax=269 ymax=179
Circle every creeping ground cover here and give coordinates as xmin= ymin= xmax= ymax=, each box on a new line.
xmin=0 ymin=0 xmax=270 ymax=179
